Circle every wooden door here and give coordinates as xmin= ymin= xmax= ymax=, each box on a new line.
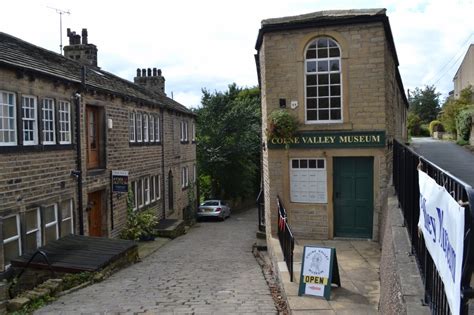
xmin=88 ymin=191 xmax=103 ymax=237
xmin=334 ymin=157 xmax=373 ymax=238
xmin=86 ymin=106 xmax=100 ymax=169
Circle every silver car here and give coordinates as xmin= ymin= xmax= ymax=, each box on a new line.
xmin=197 ymin=200 xmax=231 ymax=220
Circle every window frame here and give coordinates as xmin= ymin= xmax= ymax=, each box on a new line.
xmin=25 ymin=208 xmax=42 ymax=252
xmin=290 ymin=158 xmax=327 ymax=204
xmin=0 ymin=90 xmax=17 ymax=146
xmin=304 ymin=37 xmax=343 ymax=124
xmin=43 ymin=204 xmax=59 ymax=244
xmin=156 ymin=175 xmax=161 ymax=200
xmin=21 ymin=95 xmax=38 ymax=145
xmin=137 ymin=178 xmax=144 ymax=208
xmin=192 ymin=122 xmax=196 ymax=142
xmin=181 ymin=166 xmax=189 ymax=188
xmin=129 ymin=112 xmax=136 ymax=143
xmin=60 ymin=199 xmax=74 ymax=237
xmin=149 ymin=115 xmax=155 ymax=142
xmin=2 ymin=214 xmax=22 ymax=268
xmin=144 ymin=114 xmax=149 ymax=142
xmin=41 ymin=98 xmax=56 ymax=145
xmin=58 ymin=100 xmax=72 ymax=144
xmin=131 ymin=181 xmax=137 ymax=211
xmin=155 ymin=116 xmax=160 ymax=142
xmin=136 ymin=113 xmax=143 ymax=143
xmin=144 ymin=177 xmax=150 ymax=205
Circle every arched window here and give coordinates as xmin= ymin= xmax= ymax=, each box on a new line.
xmin=305 ymin=37 xmax=342 ymax=122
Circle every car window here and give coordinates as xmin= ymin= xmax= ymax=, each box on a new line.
xmin=222 ymin=201 xmax=227 ymax=206
xmin=202 ymin=201 xmax=219 ymax=206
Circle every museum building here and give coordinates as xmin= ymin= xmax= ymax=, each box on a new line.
xmin=255 ymin=9 xmax=408 ymax=241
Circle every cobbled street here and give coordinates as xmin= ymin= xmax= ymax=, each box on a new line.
xmin=36 ymin=208 xmax=276 ymax=314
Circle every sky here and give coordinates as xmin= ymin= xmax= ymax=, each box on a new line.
xmin=1 ymin=0 xmax=473 ymax=108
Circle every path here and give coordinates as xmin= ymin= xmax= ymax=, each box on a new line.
xmin=37 ymin=208 xmax=276 ymax=314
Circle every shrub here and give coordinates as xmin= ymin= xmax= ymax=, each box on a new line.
xmin=455 ymin=105 xmax=474 ymax=141
xmin=408 ymin=112 xmax=422 ymax=136
xmin=428 ymin=120 xmax=444 ymax=135
xmin=420 ymin=124 xmax=430 ymax=137
xmin=267 ymin=109 xmax=299 ymax=139
xmin=120 ymin=188 xmax=158 ymax=241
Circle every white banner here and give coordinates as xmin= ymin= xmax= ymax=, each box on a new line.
xmin=418 ymin=170 xmax=465 ymax=315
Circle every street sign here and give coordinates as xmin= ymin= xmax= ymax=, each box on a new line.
xmin=298 ymin=246 xmax=340 ymax=300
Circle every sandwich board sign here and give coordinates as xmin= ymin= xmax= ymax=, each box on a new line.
xmin=298 ymin=246 xmax=340 ymax=299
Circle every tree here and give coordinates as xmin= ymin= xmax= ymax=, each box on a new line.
xmin=196 ymin=84 xmax=261 ymax=201
xmin=441 ymin=86 xmax=473 ymax=135
xmin=408 ymin=85 xmax=441 ymax=124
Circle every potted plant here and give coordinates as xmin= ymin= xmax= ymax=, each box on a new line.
xmin=267 ymin=109 xmax=299 ymax=143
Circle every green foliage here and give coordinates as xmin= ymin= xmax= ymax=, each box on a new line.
xmin=62 ymin=272 xmax=94 ymax=290
xmin=420 ymin=124 xmax=430 ymax=137
xmin=441 ymin=86 xmax=473 ymax=134
xmin=120 ymin=188 xmax=158 ymax=241
xmin=456 ymin=138 xmax=469 ymax=146
xmin=267 ymin=109 xmax=299 ymax=139
xmin=196 ymin=84 xmax=261 ymax=200
xmin=10 ymin=295 xmax=56 ymax=315
xmin=428 ymin=120 xmax=444 ymax=135
xmin=455 ymin=105 xmax=474 ymax=141
xmin=408 ymin=85 xmax=441 ymax=124
xmin=408 ymin=112 xmax=422 ymax=136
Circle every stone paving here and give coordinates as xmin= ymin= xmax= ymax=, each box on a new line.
xmin=37 ymin=208 xmax=276 ymax=314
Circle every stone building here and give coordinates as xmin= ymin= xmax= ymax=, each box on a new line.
xmin=255 ymin=9 xmax=407 ymax=241
xmin=453 ymin=44 xmax=474 ymax=99
xmin=0 ymin=30 xmax=196 ymax=272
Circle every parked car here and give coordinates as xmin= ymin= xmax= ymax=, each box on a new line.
xmin=197 ymin=200 xmax=231 ymax=221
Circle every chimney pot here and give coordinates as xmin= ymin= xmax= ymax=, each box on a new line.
xmin=158 ymin=69 xmax=162 ymax=76
xmin=142 ymin=69 xmax=146 ymax=77
xmin=82 ymin=29 xmax=88 ymax=44
xmin=153 ymin=68 xmax=157 ymax=76
xmin=147 ymin=68 xmax=152 ymax=76
xmin=136 ymin=68 xmax=141 ymax=77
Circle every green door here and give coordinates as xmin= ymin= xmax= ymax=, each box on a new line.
xmin=334 ymin=157 xmax=373 ymax=238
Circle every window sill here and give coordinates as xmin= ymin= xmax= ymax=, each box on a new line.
xmin=0 ymin=144 xmax=74 ymax=153
xmin=86 ymin=168 xmax=107 ymax=177
xmin=180 ymin=140 xmax=189 ymax=144
xmin=129 ymin=141 xmax=162 ymax=147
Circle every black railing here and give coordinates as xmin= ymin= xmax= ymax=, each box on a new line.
xmin=393 ymin=139 xmax=474 ymax=314
xmin=257 ymin=188 xmax=265 ymax=232
xmin=277 ymin=196 xmax=295 ymax=282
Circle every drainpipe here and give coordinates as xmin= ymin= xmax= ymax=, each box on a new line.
xmin=161 ymin=107 xmax=166 ymax=219
xmin=73 ymin=91 xmax=84 ymax=235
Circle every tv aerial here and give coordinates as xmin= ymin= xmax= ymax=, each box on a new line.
xmin=47 ymin=6 xmax=71 ymax=54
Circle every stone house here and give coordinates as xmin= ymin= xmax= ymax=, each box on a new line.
xmin=0 ymin=30 xmax=197 ymax=272
xmin=453 ymin=44 xmax=474 ymax=100
xmin=255 ymin=9 xmax=408 ymax=241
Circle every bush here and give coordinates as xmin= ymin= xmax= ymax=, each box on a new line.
xmin=420 ymin=124 xmax=430 ymax=137
xmin=428 ymin=120 xmax=444 ymax=135
xmin=455 ymin=105 xmax=474 ymax=142
xmin=267 ymin=109 xmax=299 ymax=139
xmin=119 ymin=188 xmax=158 ymax=241
xmin=408 ymin=112 xmax=422 ymax=136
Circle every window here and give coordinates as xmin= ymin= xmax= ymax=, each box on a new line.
xmin=60 ymin=200 xmax=74 ymax=237
xmin=181 ymin=166 xmax=189 ymax=188
xmin=150 ymin=175 xmax=156 ymax=201
xmin=25 ymin=208 xmax=41 ymax=253
xmin=144 ymin=114 xmax=149 ymax=142
xmin=193 ymin=164 xmax=196 ymax=183
xmin=290 ymin=158 xmax=327 ymax=203
xmin=2 ymin=214 xmax=21 ymax=267
xmin=129 ymin=112 xmax=136 ymax=142
xmin=22 ymin=95 xmax=38 ymax=145
xmin=192 ymin=122 xmax=196 ymax=142
xmin=42 ymin=98 xmax=55 ymax=144
xmin=150 ymin=116 xmax=155 ymax=142
xmin=305 ymin=37 xmax=342 ymax=123
xmin=155 ymin=116 xmax=160 ymax=142
xmin=131 ymin=181 xmax=137 ymax=210
xmin=137 ymin=178 xmax=143 ymax=208
xmin=180 ymin=121 xmax=188 ymax=142
xmin=86 ymin=106 xmax=100 ymax=169
xmin=156 ymin=175 xmax=161 ymax=200
xmin=136 ymin=113 xmax=143 ymax=142
xmin=58 ymin=101 xmax=71 ymax=144
xmin=43 ymin=204 xmax=59 ymax=244
xmin=144 ymin=177 xmax=150 ymax=205
xmin=0 ymin=91 xmax=16 ymax=145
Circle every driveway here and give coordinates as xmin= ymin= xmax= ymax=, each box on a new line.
xmin=37 ymin=208 xmax=276 ymax=314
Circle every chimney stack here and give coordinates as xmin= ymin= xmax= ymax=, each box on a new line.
xmin=134 ymin=67 xmax=166 ymax=95
xmin=63 ymin=28 xmax=98 ymax=68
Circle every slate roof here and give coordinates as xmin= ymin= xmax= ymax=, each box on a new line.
xmin=0 ymin=32 xmax=193 ymax=115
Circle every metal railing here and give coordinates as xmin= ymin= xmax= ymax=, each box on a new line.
xmin=393 ymin=139 xmax=474 ymax=314
xmin=257 ymin=188 xmax=265 ymax=232
xmin=277 ymin=196 xmax=295 ymax=282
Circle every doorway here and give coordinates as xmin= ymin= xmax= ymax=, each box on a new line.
xmin=87 ymin=190 xmax=104 ymax=237
xmin=168 ymin=170 xmax=174 ymax=211
xmin=333 ymin=157 xmax=373 ymax=238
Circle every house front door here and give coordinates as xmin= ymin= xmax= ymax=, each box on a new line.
xmin=334 ymin=157 xmax=373 ymax=238
xmin=88 ymin=190 xmax=103 ymax=237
